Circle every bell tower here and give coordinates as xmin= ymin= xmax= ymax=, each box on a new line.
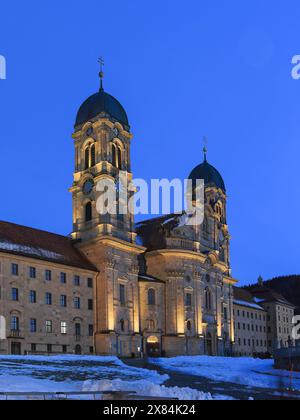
xmin=70 ymin=64 xmax=145 ymax=357
xmin=70 ymin=65 xmax=136 ymax=244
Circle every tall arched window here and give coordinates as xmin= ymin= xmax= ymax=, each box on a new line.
xmin=85 ymin=147 xmax=90 ymax=170
xmin=205 ymin=288 xmax=212 ymax=311
xmin=186 ymin=320 xmax=192 ymax=332
xmin=148 ymin=288 xmax=156 ymax=305
xmin=112 ymin=143 xmax=117 ymax=167
xmin=117 ymin=146 xmax=122 ymax=169
xmin=90 ymin=144 xmax=96 ymax=167
xmin=85 ymin=143 xmax=96 ymax=169
xmin=112 ymin=143 xmax=122 ymax=169
xmin=85 ymin=202 xmax=92 ymax=222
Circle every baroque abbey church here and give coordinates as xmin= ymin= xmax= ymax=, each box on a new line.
xmin=0 ymin=70 xmax=237 ymax=357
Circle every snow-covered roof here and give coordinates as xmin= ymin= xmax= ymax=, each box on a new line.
xmin=233 ymin=299 xmax=265 ymax=311
xmin=0 ymin=221 xmax=97 ymax=271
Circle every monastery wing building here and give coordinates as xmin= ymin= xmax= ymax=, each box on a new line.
xmin=0 ymin=71 xmax=237 ymax=357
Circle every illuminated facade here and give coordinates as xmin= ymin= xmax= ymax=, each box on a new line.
xmin=0 ymin=71 xmax=237 ymax=357
xmin=71 ymin=71 xmax=237 ymax=357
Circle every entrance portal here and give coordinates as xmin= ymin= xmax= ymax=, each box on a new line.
xmin=75 ymin=345 xmax=82 ymax=355
xmin=11 ymin=342 xmax=21 ymax=355
xmin=146 ymin=336 xmax=160 ymax=357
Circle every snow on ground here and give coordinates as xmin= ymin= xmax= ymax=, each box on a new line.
xmin=0 ymin=355 xmax=236 ymax=400
xmin=152 ymin=356 xmax=300 ymax=390
xmin=0 ymin=355 xmax=217 ymax=400
xmin=0 ymin=355 xmax=167 ymax=393
xmin=83 ymin=379 xmax=214 ymax=400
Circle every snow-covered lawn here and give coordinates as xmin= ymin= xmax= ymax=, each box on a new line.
xmin=0 ymin=355 xmax=213 ymax=400
xmin=152 ymin=356 xmax=300 ymax=391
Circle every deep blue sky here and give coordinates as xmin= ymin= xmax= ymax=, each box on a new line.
xmin=0 ymin=1 xmax=300 ymax=285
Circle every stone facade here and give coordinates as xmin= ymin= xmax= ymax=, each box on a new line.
xmin=0 ymin=251 xmax=96 ymax=355
xmin=233 ymin=288 xmax=268 ymax=356
xmin=0 ymin=73 xmax=238 ymax=357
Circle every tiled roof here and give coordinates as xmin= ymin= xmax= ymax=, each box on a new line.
xmin=0 ymin=221 xmax=97 ymax=272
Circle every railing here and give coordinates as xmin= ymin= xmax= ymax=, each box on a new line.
xmin=8 ymin=330 xmax=22 ymax=338
xmin=0 ymin=391 xmax=178 ymax=401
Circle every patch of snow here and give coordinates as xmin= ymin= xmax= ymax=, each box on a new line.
xmin=233 ymin=299 xmax=264 ymax=311
xmin=152 ymin=356 xmax=300 ymax=391
xmin=83 ymin=379 xmax=214 ymax=400
xmin=0 ymin=241 xmax=64 ymax=261
xmin=0 ymin=355 xmax=167 ymax=393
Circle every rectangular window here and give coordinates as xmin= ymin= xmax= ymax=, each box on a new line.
xmin=30 ymin=319 xmax=37 ymax=333
xmin=75 ymin=323 xmax=81 ymax=336
xmin=12 ymin=288 xmax=19 ymax=301
xmin=45 ymin=320 xmax=52 ymax=333
xmin=120 ymin=284 xmax=125 ymax=305
xmin=31 ymin=343 xmax=36 ymax=353
xmin=11 ymin=316 xmax=19 ymax=331
xmin=29 ymin=267 xmax=36 ymax=279
xmin=60 ymin=272 xmax=67 ymax=284
xmin=11 ymin=263 xmax=19 ymax=276
xmin=45 ymin=293 xmax=52 ymax=305
xmin=29 ymin=290 xmax=36 ymax=303
xmin=62 ymin=345 xmax=67 ymax=353
xmin=74 ymin=297 xmax=80 ymax=309
xmin=47 ymin=344 xmax=52 ymax=353
xmin=60 ymin=321 xmax=67 ymax=334
xmin=87 ymin=278 xmax=93 ymax=288
xmin=74 ymin=275 xmax=80 ymax=286
xmin=60 ymin=295 xmax=67 ymax=308
xmin=45 ymin=270 xmax=52 ymax=281
xmin=88 ymin=299 xmax=93 ymax=310
xmin=88 ymin=324 xmax=94 ymax=337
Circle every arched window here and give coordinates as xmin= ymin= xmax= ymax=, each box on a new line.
xmin=90 ymin=144 xmax=96 ymax=167
xmin=85 ymin=143 xmax=96 ymax=169
xmin=85 ymin=147 xmax=90 ymax=170
xmin=117 ymin=146 xmax=122 ymax=169
xmin=148 ymin=288 xmax=156 ymax=305
xmin=205 ymin=288 xmax=212 ymax=311
xmin=112 ymin=143 xmax=117 ymax=167
xmin=85 ymin=202 xmax=92 ymax=222
xmin=112 ymin=143 xmax=122 ymax=169
xmin=187 ymin=320 xmax=192 ymax=332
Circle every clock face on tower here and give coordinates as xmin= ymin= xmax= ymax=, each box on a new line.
xmin=83 ymin=179 xmax=94 ymax=195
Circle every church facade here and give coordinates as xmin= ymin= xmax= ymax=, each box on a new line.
xmin=0 ymin=71 xmax=237 ymax=357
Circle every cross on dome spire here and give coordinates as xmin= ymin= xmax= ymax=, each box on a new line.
xmin=98 ymin=56 xmax=105 ymax=91
xmin=203 ymin=136 xmax=208 ymax=162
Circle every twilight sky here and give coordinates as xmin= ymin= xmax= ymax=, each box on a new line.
xmin=0 ymin=1 xmax=300 ymax=285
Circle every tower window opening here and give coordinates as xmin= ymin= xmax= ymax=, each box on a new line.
xmin=90 ymin=144 xmax=96 ymax=167
xmin=85 ymin=202 xmax=92 ymax=222
xmin=112 ymin=143 xmax=122 ymax=169
xmin=85 ymin=147 xmax=90 ymax=170
xmin=85 ymin=143 xmax=96 ymax=169
xmin=118 ymin=146 xmax=122 ymax=169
